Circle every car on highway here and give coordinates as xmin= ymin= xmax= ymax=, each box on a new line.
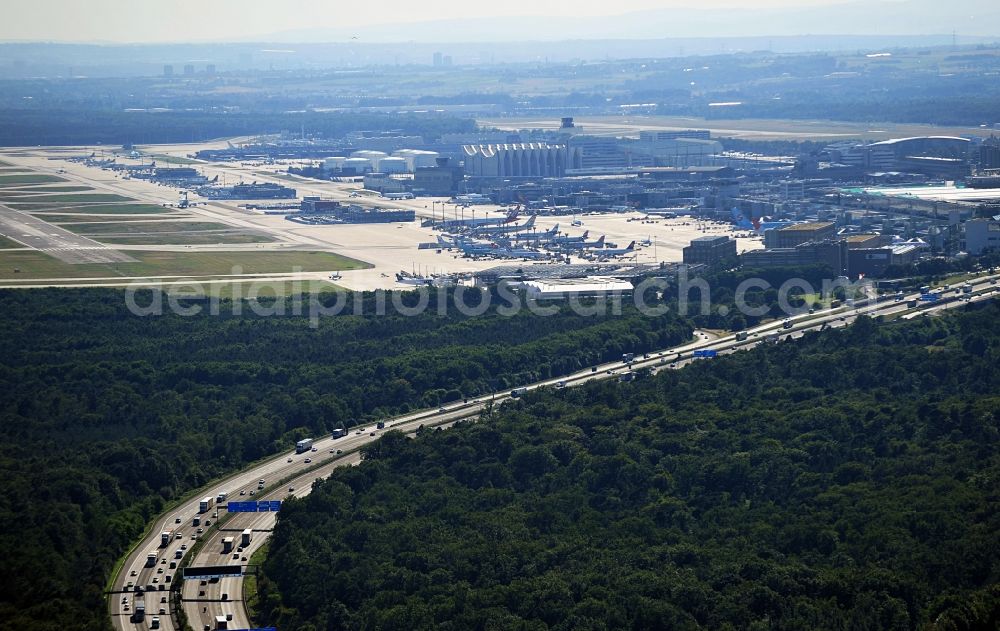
xmin=175 ymin=517 xmax=181 ymax=524
xmin=304 ymin=458 xmax=311 ymax=463
xmin=196 ymin=528 xmax=203 ymax=534
xmin=336 ymin=449 xmax=342 ymax=455
xmin=288 ymin=486 xmax=295 ymax=492
xmin=249 ymin=490 xmax=255 ymax=496
xmin=240 ymin=490 xmax=246 ymax=495
xmin=287 ymin=457 xmax=293 ymax=462
xmin=130 ymin=570 xmax=137 ymax=577
xmin=161 ymin=596 xmax=167 ymax=603
xmin=311 ymin=447 xmax=318 ymax=452
xmin=370 ymin=432 xmax=376 ymax=436
xmin=180 ymin=544 xmax=187 ymax=550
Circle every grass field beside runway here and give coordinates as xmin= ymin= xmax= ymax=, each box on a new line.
xmin=0 ymin=192 xmax=134 ymax=203
xmin=98 ymin=233 xmax=276 ymax=245
xmin=36 ymin=214 xmax=189 ymax=223
xmin=59 ymin=220 xmax=234 ymax=235
xmin=0 ymin=249 xmax=369 ymax=280
xmin=24 ymin=203 xmax=173 ymax=214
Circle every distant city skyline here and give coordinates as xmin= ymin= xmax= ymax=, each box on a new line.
xmin=1 ymin=0 xmax=937 ymax=43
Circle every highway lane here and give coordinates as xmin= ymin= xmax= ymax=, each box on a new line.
xmin=111 ymin=269 xmax=1000 ymax=630
xmin=183 ymin=271 xmax=1000 ymax=631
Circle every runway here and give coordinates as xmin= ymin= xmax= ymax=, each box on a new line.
xmin=0 ymin=204 xmax=136 ymax=264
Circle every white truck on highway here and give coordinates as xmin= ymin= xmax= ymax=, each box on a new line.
xmin=159 ymin=531 xmax=172 ymax=547
xmin=199 ymin=497 xmax=214 ymax=513
xmin=222 ymin=537 xmax=234 ymax=554
xmin=145 ymin=553 xmax=157 ymax=568
xmin=241 ymin=528 xmax=253 ymax=547
xmin=216 ymin=491 xmax=227 ymax=503
xmin=295 ymin=438 xmax=314 ymax=453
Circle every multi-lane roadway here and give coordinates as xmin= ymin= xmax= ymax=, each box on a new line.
xmin=109 ymin=271 xmax=1000 ymax=631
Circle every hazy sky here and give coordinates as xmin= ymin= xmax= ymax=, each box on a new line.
xmin=3 ymin=0 xmax=850 ymax=43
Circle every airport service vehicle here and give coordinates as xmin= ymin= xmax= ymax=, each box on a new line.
xmin=160 ymin=531 xmax=172 ymax=547
xmin=295 ymin=438 xmax=313 ymax=454
xmin=199 ymin=497 xmax=214 ymax=513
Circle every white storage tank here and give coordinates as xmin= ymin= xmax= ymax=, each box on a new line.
xmin=393 ymin=149 xmax=440 ymax=171
xmin=379 ymin=157 xmax=407 ymax=173
xmin=343 ymin=157 xmax=372 ymax=173
xmin=323 ymin=156 xmax=347 ymax=170
xmin=351 ymin=150 xmax=387 ymax=171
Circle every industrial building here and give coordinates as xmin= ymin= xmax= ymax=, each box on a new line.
xmin=522 ymin=277 xmax=634 ymax=300
xmin=682 ymin=236 xmax=737 ymax=266
xmin=763 ymin=222 xmax=837 ymax=248
xmin=289 ymin=201 xmax=414 ymax=224
xmin=363 ymin=173 xmax=408 ymax=194
xmin=198 ymin=182 xmax=297 ymax=200
xmin=413 ymin=158 xmax=464 ymax=196
xmin=846 ymin=244 xmax=922 ymax=277
xmin=462 ymin=143 xmax=580 ymax=178
xmin=742 ymin=241 xmax=846 ymax=273
xmin=146 ymin=167 xmax=208 ymax=186
xmin=966 ymin=218 xmax=1000 ymax=255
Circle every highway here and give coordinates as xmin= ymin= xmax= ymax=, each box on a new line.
xmin=109 ymin=270 xmax=1000 ymax=631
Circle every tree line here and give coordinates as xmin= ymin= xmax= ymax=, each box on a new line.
xmin=258 ymin=302 xmax=1000 ymax=630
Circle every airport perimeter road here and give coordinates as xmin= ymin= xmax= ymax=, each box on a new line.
xmin=112 ymin=271 xmax=1000 ymax=631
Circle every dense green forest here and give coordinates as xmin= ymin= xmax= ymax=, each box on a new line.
xmin=258 ymin=303 xmax=1000 ymax=630
xmin=0 ymin=288 xmax=690 ymax=631
xmin=0 ymin=110 xmax=476 ymax=147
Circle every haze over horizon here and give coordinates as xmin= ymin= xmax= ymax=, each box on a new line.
xmin=3 ymin=0 xmax=999 ymax=44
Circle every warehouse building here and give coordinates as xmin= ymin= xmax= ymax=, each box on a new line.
xmin=966 ymin=218 xmax=1000 ymax=255
xmin=742 ymin=241 xmax=846 ymax=273
xmin=522 ymin=277 xmax=634 ymax=300
xmin=683 ymin=236 xmax=737 ymax=266
xmin=462 ymin=143 xmax=580 ymax=178
xmin=763 ymin=222 xmax=837 ymax=248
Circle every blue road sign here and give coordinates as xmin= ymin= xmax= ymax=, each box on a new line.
xmin=270 ymin=500 xmax=282 ymax=512
xmin=920 ymin=293 xmax=940 ymax=302
xmin=227 ymin=501 xmax=258 ymax=513
xmin=693 ymin=350 xmax=718 ymax=358
xmin=182 ymin=565 xmax=243 ymax=580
